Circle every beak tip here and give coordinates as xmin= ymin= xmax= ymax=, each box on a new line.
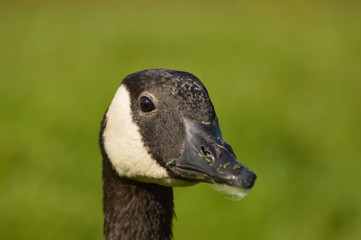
xmin=232 ymin=169 xmax=257 ymax=189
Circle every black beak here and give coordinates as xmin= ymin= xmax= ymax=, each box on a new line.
xmin=167 ymin=118 xmax=256 ymax=189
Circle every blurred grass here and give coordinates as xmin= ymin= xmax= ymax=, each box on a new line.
xmin=1 ymin=0 xmax=361 ymax=239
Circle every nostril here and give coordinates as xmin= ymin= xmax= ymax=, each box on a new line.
xmin=200 ymin=145 xmax=213 ymax=159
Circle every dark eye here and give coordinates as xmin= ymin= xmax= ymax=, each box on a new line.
xmin=139 ymin=96 xmax=156 ymax=112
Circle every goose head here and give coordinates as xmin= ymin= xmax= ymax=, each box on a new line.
xmin=100 ymin=69 xmax=256 ymax=192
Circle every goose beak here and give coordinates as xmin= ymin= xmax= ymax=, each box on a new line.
xmin=167 ymin=118 xmax=256 ymax=189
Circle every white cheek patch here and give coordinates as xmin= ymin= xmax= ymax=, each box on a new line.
xmin=103 ymin=85 xmax=190 ymax=187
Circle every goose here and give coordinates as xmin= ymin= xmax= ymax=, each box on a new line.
xmin=99 ymin=69 xmax=256 ymax=240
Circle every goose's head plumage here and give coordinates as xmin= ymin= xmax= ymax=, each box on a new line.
xmin=100 ymin=69 xmax=256 ymax=192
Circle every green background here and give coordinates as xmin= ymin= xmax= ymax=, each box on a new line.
xmin=1 ymin=1 xmax=360 ymax=239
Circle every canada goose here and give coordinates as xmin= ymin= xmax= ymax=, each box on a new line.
xmin=99 ymin=69 xmax=256 ymax=240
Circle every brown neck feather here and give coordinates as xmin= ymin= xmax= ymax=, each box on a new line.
xmin=102 ymin=155 xmax=174 ymax=240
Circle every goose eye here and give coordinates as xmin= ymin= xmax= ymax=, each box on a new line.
xmin=139 ymin=96 xmax=156 ymax=112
